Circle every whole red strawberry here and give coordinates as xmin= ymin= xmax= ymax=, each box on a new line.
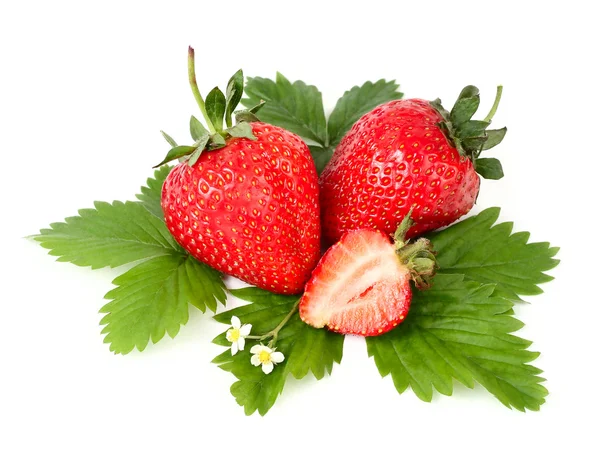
xmin=300 ymin=212 xmax=436 ymax=336
xmin=320 ymin=86 xmax=506 ymax=243
xmin=157 ymin=48 xmax=320 ymax=294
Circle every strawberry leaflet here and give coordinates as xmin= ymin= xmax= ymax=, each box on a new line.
xmin=367 ymin=274 xmax=547 ymax=411
xmin=101 ymin=254 xmax=225 ymax=354
xmin=428 ymin=207 xmax=560 ymax=301
xmin=212 ymin=287 xmax=344 ymax=415
xmin=243 ymin=75 xmax=402 ymax=173
xmin=327 ymin=79 xmax=404 ymax=147
xmin=243 ymin=74 xmax=328 ymax=146
xmin=136 ymin=164 xmax=173 ymax=219
xmin=35 ymin=200 xmax=179 ymax=268
xmin=35 ymin=168 xmax=227 ymax=354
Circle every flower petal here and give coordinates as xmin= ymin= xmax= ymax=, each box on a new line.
xmin=262 ymin=361 xmax=274 ymax=375
xmin=262 ymin=345 xmax=273 ymax=354
xmin=250 ymin=354 xmax=261 ymax=366
xmin=250 ymin=344 xmax=264 ymax=354
xmin=225 ymin=329 xmax=234 ymax=342
xmin=270 ymin=351 xmax=284 ymax=364
xmin=239 ymin=324 xmax=252 ymax=337
xmin=231 ymin=316 xmax=241 ymax=329
xmin=231 ymin=342 xmax=239 ymax=356
xmin=237 ymin=337 xmax=245 ymax=351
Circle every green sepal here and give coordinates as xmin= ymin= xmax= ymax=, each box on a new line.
xmin=190 ymin=115 xmax=209 ymax=141
xmin=160 ymin=130 xmax=178 ymax=148
xmin=462 ymin=136 xmax=488 ymax=151
xmin=390 ymin=209 xmax=437 ymax=290
xmin=476 ymin=158 xmax=504 ymax=179
xmin=153 ymin=145 xmax=196 ymax=168
xmin=431 ymin=85 xmax=506 ymax=179
xmin=206 ymin=133 xmax=226 ymax=151
xmin=225 ymin=69 xmax=244 ymax=127
xmin=235 ymin=100 xmax=266 ymax=124
xmin=456 ymin=120 xmax=489 ymax=138
xmin=429 ymin=98 xmax=449 ymax=120
xmin=205 ymin=86 xmax=226 ymax=133
xmin=225 ymin=121 xmax=257 ymax=140
xmin=483 ymin=127 xmax=507 ymax=150
xmin=245 ymin=100 xmax=266 ymax=114
xmin=450 ymin=85 xmax=480 ymax=126
xmin=235 ymin=111 xmax=261 ymax=124
xmin=187 ymin=134 xmax=210 ymax=166
xmin=393 ymin=209 xmax=414 ymax=247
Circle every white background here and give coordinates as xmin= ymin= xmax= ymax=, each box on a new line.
xmin=1 ymin=0 xmax=598 ymax=462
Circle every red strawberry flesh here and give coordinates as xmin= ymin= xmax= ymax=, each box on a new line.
xmin=299 ymin=229 xmax=412 ymax=336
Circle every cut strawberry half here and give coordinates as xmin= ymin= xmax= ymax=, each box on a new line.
xmin=299 ymin=214 xmax=437 ymax=336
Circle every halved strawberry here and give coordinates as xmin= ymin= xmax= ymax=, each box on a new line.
xmin=299 ymin=214 xmax=436 ymax=336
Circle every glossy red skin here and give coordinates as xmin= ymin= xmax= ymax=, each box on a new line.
xmin=161 ymin=122 xmax=321 ymax=295
xmin=320 ymin=99 xmax=480 ymax=244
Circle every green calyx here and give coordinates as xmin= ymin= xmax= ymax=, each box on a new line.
xmin=393 ymin=212 xmax=438 ymax=290
xmin=153 ymin=46 xmax=264 ymax=168
xmin=430 ymin=85 xmax=507 ymax=180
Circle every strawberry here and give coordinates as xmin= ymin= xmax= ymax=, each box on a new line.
xmin=157 ymin=48 xmax=320 ymax=294
xmin=319 ymin=86 xmax=506 ymax=243
xmin=299 ymin=213 xmax=436 ymax=336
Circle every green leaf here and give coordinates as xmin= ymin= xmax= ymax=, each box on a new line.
xmin=205 ymin=86 xmax=226 ymax=133
xmin=160 ymin=130 xmax=177 ymax=148
xmin=187 ymin=134 xmax=210 ymax=166
xmin=483 ymin=127 xmax=507 ymax=150
xmin=309 ymin=145 xmax=334 ymax=174
xmin=225 ymin=121 xmax=257 ymax=140
xmin=100 ymin=254 xmax=226 ymax=354
xmin=367 ymin=274 xmax=547 ymax=411
xmin=36 ymin=171 xmax=229 ymax=354
xmin=153 ymin=145 xmax=196 ymax=168
xmin=428 ymin=208 xmax=560 ymax=301
xmin=212 ymin=287 xmax=344 ymax=415
xmin=190 ymin=115 xmax=209 ymax=141
xmin=243 ymin=73 xmax=327 ymax=146
xmin=136 ymin=165 xmax=173 ymax=219
xmin=450 ymin=85 xmax=480 ymax=126
xmin=476 ymin=157 xmax=504 ymax=180
xmin=327 ymin=79 xmax=403 ymax=147
xmin=35 ymin=201 xmax=180 ymax=269
xmin=225 ymin=69 xmax=244 ymax=127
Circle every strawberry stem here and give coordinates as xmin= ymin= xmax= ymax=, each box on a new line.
xmin=246 ymin=299 xmax=300 ymax=347
xmin=268 ymin=299 xmax=299 ymax=347
xmin=188 ymin=46 xmax=216 ymax=134
xmin=483 ymin=85 xmax=503 ymax=123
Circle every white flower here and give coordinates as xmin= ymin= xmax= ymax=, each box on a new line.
xmin=226 ymin=316 xmax=252 ymax=356
xmin=250 ymin=344 xmax=284 ymax=374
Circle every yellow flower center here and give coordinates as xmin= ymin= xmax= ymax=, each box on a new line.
xmin=229 ymin=328 xmax=240 ymax=342
xmin=258 ymin=350 xmax=272 ymax=363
